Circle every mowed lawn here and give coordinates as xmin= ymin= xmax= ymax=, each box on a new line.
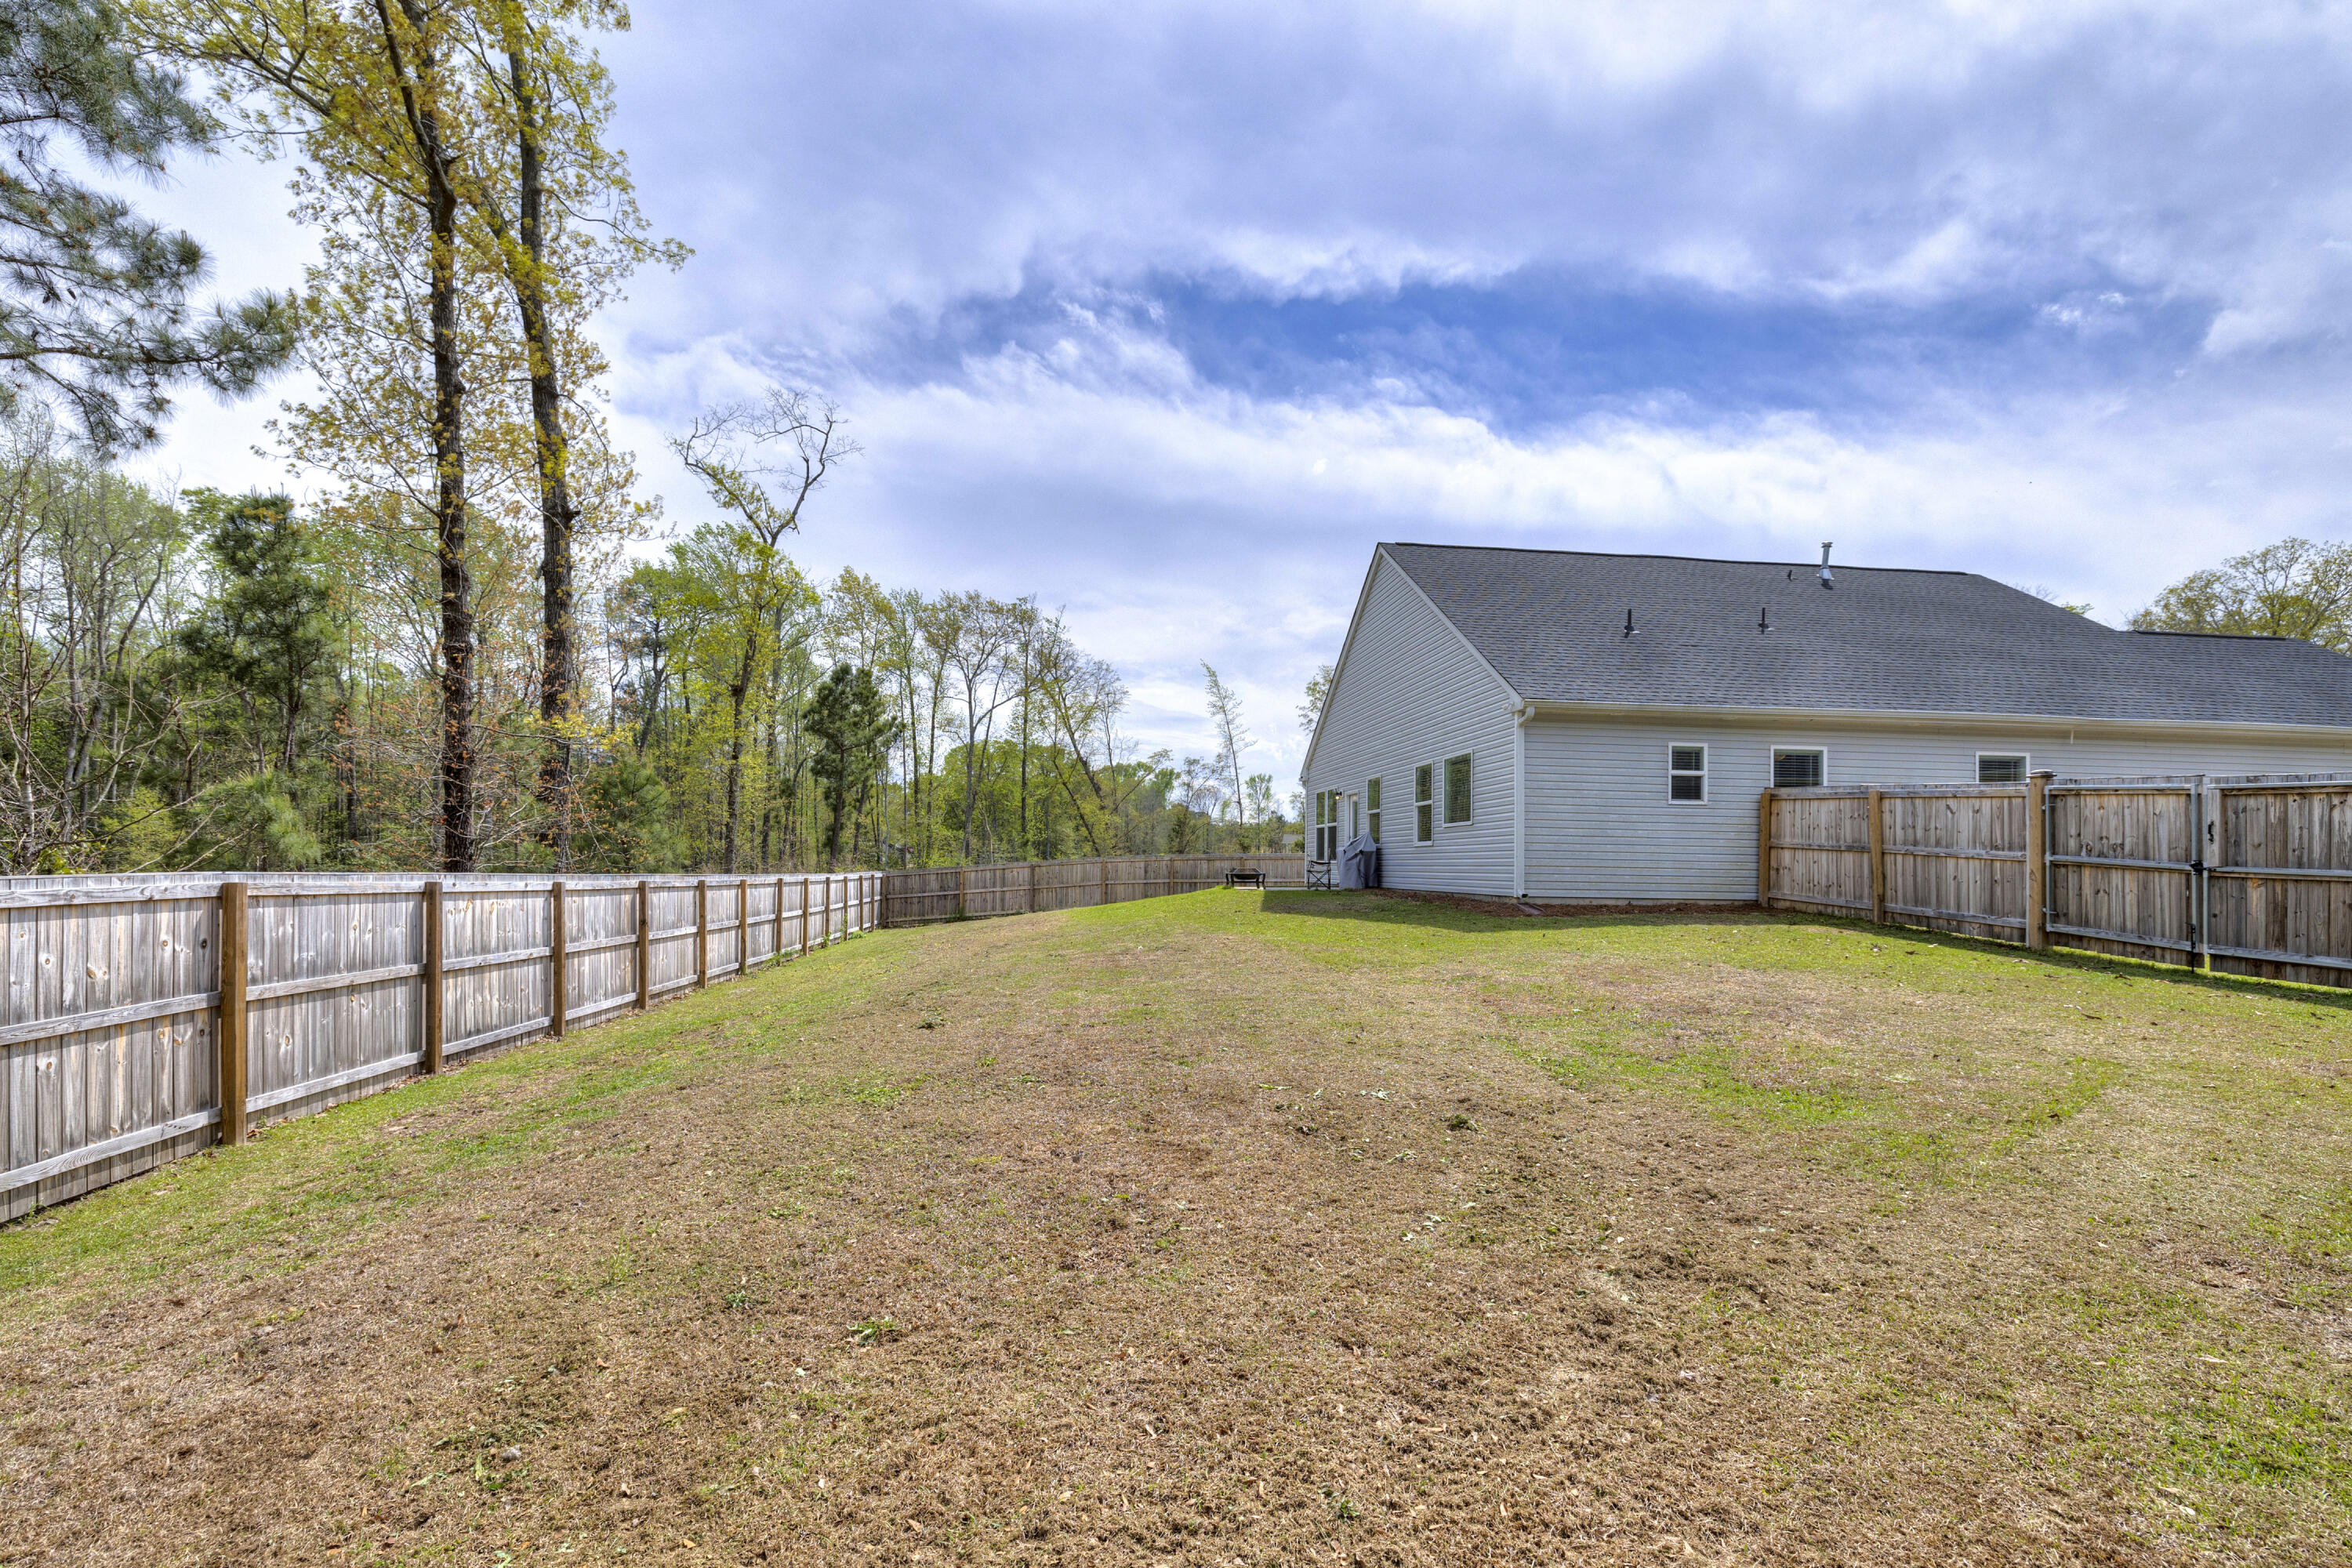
xmin=1 ymin=893 xmax=2347 ymax=1567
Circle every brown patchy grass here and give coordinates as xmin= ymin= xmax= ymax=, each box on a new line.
xmin=0 ymin=891 xmax=2347 ymax=1568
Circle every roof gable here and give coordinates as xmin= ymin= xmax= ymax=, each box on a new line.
xmin=1377 ymin=543 xmax=2352 ymax=729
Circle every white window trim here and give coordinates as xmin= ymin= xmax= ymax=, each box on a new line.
xmin=1443 ymin=752 xmax=1474 ymax=827
xmin=1413 ymin=764 xmax=1433 ymax=844
xmin=1976 ymin=751 xmax=2030 ymax=785
xmin=1771 ymin=746 xmax=1828 ymax=789
xmin=1667 ymin=742 xmax=1708 ymax=804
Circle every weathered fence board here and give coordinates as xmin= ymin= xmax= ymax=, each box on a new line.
xmin=882 ymin=854 xmax=1304 ymax=925
xmin=1766 ymin=772 xmax=2352 ymax=984
xmin=0 ymin=869 xmax=885 ymax=1222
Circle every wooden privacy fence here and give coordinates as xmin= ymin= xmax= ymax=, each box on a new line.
xmin=1761 ymin=771 xmax=2352 ymax=988
xmin=883 ymin=853 xmax=1305 ymax=924
xmin=1 ymin=869 xmax=882 ymax=1222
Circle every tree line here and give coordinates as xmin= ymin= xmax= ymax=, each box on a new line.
xmin=0 ymin=405 xmax=1296 ymax=872
xmin=0 ymin=2 xmax=1298 ymax=874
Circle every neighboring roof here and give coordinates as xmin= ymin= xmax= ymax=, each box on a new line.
xmin=1377 ymin=543 xmax=2352 ymax=728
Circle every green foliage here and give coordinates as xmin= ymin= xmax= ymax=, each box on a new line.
xmin=803 ymin=662 xmax=898 ymax=866
xmin=179 ymin=771 xmax=325 ymax=870
xmin=2133 ymin=537 xmax=2352 ymax=651
xmin=98 ymin=786 xmax=180 ymax=871
xmin=0 ymin=408 xmax=191 ymax=869
xmin=577 ymin=750 xmax=682 ymax=872
xmin=0 ymin=0 xmax=295 ymax=450
xmin=178 ymin=491 xmax=333 ymax=775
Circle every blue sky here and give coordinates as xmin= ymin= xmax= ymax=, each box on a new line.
xmin=133 ymin=0 xmax=2352 ymax=784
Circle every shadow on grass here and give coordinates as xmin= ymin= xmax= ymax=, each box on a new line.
xmin=1253 ymin=888 xmax=2352 ymax=1012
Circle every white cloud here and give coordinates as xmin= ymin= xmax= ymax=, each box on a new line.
xmin=611 ymin=304 xmax=2349 ymax=779
xmin=115 ymin=0 xmax=2352 ymax=786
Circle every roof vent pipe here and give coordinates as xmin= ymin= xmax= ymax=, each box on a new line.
xmin=1819 ymin=542 xmax=1835 ymax=589
xmin=1623 ymin=607 xmax=1638 ymax=637
xmin=1759 ymin=605 xmax=1769 ymax=633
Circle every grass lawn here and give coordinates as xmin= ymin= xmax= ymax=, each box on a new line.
xmin=1 ymin=890 xmax=2347 ymax=1566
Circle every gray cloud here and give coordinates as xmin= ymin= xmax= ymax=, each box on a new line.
xmin=132 ymin=0 xmax=2352 ymax=779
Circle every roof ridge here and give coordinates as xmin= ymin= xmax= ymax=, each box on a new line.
xmin=1381 ymin=541 xmax=1975 ymax=577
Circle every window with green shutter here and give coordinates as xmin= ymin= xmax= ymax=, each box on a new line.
xmin=1414 ymin=764 xmax=1432 ymax=842
xmin=1443 ymin=753 xmax=1472 ymax=825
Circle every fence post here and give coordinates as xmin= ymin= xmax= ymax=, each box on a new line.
xmin=1100 ymin=858 xmax=1109 ymax=906
xmin=217 ymin=880 xmax=249 ymax=1146
xmin=957 ymin=865 xmax=968 ymax=920
xmin=799 ymin=876 xmax=810 ymax=956
xmin=636 ymin=880 xmax=652 ymax=1009
xmin=2190 ymin=775 xmax=2210 ymax=972
xmin=695 ymin=879 xmax=709 ymax=989
xmin=737 ymin=879 xmax=750 ymax=976
xmin=1025 ymin=861 xmax=1036 ymax=915
xmin=2026 ymin=771 xmax=2051 ymax=951
xmin=1867 ymin=789 xmax=1886 ymax=924
xmin=423 ymin=881 xmax=444 ymax=1073
xmin=775 ymin=876 xmax=786 ymax=960
xmin=550 ymin=880 xmax=568 ymax=1039
xmin=1756 ymin=790 xmax=1775 ymax=909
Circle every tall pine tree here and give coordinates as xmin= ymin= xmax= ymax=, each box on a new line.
xmin=0 ymin=0 xmax=293 ymax=450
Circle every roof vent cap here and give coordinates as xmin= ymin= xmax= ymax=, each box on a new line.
xmin=1819 ymin=542 xmax=1835 ymax=589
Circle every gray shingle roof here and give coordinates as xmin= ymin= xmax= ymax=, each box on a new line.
xmin=1379 ymin=543 xmax=2352 ymax=728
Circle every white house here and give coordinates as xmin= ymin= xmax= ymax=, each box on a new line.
xmin=1301 ymin=543 xmax=2352 ymax=903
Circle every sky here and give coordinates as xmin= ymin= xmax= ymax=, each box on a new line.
xmin=128 ymin=0 xmax=2352 ymax=786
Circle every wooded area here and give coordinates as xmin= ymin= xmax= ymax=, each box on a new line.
xmin=0 ymin=3 xmax=1297 ymax=880
xmin=0 ymin=436 xmax=1293 ymax=878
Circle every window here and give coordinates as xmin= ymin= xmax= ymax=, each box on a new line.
xmin=1668 ymin=744 xmax=1708 ymax=803
xmin=1977 ymin=753 xmax=2028 ymax=784
xmin=1414 ymin=764 xmax=1433 ymax=842
xmin=1313 ymin=789 xmax=1331 ymax=860
xmin=1367 ymin=777 xmax=1381 ymax=842
xmin=1771 ymin=748 xmax=1825 ymax=789
xmin=1443 ymin=753 xmax=1473 ymax=825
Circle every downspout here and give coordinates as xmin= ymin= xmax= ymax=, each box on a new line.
xmin=1512 ymin=697 xmax=1530 ymax=900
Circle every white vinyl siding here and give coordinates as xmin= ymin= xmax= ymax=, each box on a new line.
xmin=1302 ymin=553 xmax=1518 ymax=895
xmin=1524 ymin=715 xmax=2352 ymax=902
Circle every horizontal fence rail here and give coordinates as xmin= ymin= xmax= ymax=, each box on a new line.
xmin=1 ymin=869 xmax=884 ymax=1222
xmin=1761 ymin=771 xmax=2352 ymax=988
xmin=881 ymin=853 xmax=1305 ymax=924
